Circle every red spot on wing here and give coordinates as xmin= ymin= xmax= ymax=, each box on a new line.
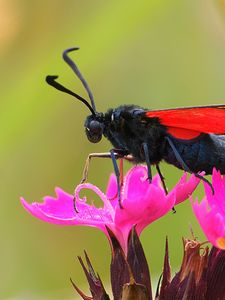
xmin=167 ymin=127 xmax=201 ymax=140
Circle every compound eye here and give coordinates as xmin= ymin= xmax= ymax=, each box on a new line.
xmin=89 ymin=120 xmax=103 ymax=135
xmin=86 ymin=120 xmax=103 ymax=143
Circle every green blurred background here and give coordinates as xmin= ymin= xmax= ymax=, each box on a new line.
xmin=1 ymin=0 xmax=225 ymax=298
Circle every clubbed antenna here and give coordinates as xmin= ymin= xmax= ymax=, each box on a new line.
xmin=45 ymin=47 xmax=96 ymax=116
xmin=63 ymin=47 xmax=96 ymax=113
xmin=45 ymin=75 xmax=96 ymax=115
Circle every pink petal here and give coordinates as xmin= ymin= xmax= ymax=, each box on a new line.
xmin=204 ymin=169 xmax=225 ymax=215
xmin=114 ymin=166 xmax=177 ymax=249
xmin=192 ymin=169 xmax=225 ymax=250
xmin=123 ymin=165 xmax=163 ymax=200
xmin=21 ymin=187 xmax=114 ymax=231
xmin=192 ymin=198 xmax=225 ymax=249
xmin=174 ymin=173 xmax=201 ymax=205
xmin=136 ymin=190 xmax=176 ymax=236
xmin=106 ymin=173 xmax=118 ymax=209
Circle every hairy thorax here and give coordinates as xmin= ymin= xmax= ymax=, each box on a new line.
xmin=103 ymin=105 xmax=167 ymax=164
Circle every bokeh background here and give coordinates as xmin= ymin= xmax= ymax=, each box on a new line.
xmin=1 ymin=0 xmax=225 ymax=298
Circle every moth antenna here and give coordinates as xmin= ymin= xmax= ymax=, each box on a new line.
xmin=62 ymin=47 xmax=96 ymax=113
xmin=45 ymin=75 xmax=96 ymax=116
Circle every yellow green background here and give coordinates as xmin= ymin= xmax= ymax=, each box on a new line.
xmin=1 ymin=0 xmax=225 ymax=298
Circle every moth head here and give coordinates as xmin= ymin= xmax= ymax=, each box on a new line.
xmin=85 ymin=114 xmax=104 ymax=143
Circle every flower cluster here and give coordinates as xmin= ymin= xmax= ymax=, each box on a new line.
xmin=21 ymin=165 xmax=225 ymax=299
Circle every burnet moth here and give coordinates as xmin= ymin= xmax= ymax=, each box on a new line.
xmin=46 ymin=47 xmax=225 ymax=205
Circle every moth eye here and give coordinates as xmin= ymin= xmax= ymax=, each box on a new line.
xmin=86 ymin=120 xmax=103 ymax=143
xmin=89 ymin=120 xmax=103 ymax=135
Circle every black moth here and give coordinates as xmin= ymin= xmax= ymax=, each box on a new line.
xmin=46 ymin=47 xmax=225 ymax=205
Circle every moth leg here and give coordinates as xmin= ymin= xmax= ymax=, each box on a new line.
xmin=119 ymin=158 xmax=124 ymax=187
xmin=142 ymin=142 xmax=152 ymax=182
xmin=80 ymin=150 xmax=127 ymax=209
xmin=156 ymin=164 xmax=176 ymax=213
xmin=156 ymin=164 xmax=168 ymax=194
xmin=81 ymin=152 xmax=119 ymax=183
xmin=165 ymin=136 xmax=214 ymax=193
xmin=109 ymin=158 xmax=125 ymax=200
xmin=81 ymin=149 xmax=130 ymax=183
xmin=73 ymin=152 xmax=115 ymax=212
xmin=109 ymin=150 xmax=121 ymax=208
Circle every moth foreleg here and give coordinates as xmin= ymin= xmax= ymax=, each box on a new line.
xmin=80 ymin=151 xmax=134 ymax=209
xmin=81 ymin=152 xmax=118 ymax=183
xmin=110 ymin=149 xmax=123 ymax=208
xmin=75 ymin=152 xmax=122 ymax=213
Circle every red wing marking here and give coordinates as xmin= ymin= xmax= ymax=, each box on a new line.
xmin=145 ymin=105 xmax=225 ymax=139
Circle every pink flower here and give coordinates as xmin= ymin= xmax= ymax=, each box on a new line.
xmin=21 ymin=166 xmax=200 ymax=253
xmin=192 ymin=169 xmax=225 ymax=250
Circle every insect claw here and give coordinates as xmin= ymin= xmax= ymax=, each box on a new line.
xmin=73 ymin=195 xmax=79 ymax=213
xmin=80 ymin=177 xmax=86 ymax=184
xmin=209 ymin=182 xmax=215 ymax=195
xmin=147 ymin=177 xmax=152 ymax=183
xmin=80 ymin=170 xmax=88 ymax=183
xmin=194 ymin=173 xmax=214 ymax=195
xmin=118 ymin=195 xmax=123 ymax=209
xmin=109 ymin=191 xmax=123 ymax=208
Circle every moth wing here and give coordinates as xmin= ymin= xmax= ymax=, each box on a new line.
xmin=145 ymin=105 xmax=225 ymax=139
